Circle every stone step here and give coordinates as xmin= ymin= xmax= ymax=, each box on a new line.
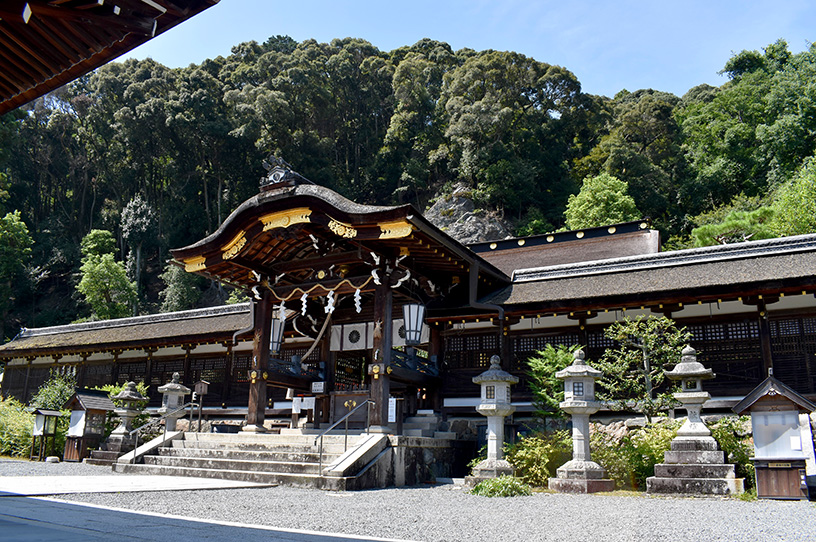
xmin=646 ymin=476 xmax=744 ymax=495
xmin=403 ymin=415 xmax=440 ymax=425
xmin=653 ymin=463 xmax=737 ymax=479
xmin=171 ymin=439 xmax=351 ymax=455
xmin=433 ymin=431 xmax=457 ymax=440
xmin=89 ymin=450 xmax=120 ymax=461
xmin=158 ymin=446 xmax=341 ymax=464
xmin=180 ymin=432 xmax=362 ymax=446
xmin=662 ymin=450 xmax=725 ymax=464
xmin=144 ymin=455 xmax=323 ymax=475
xmin=113 ymin=462 xmax=349 ymax=490
xmin=403 ymin=428 xmax=434 ymax=437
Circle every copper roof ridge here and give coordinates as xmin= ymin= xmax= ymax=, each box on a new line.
xmin=512 ymin=233 xmax=816 ymax=283
xmin=16 ymin=303 xmax=251 ymax=339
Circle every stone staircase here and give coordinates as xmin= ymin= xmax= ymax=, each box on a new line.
xmin=402 ymin=409 xmax=456 ymax=439
xmin=113 ymin=431 xmax=367 ymax=490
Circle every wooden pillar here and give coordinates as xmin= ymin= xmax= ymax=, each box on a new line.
xmin=22 ymin=357 xmax=34 ymax=402
xmin=77 ymin=353 xmax=89 ymax=388
xmin=182 ymin=345 xmax=195 ymax=387
xmin=369 ymin=282 xmax=392 ymax=432
xmin=222 ymin=341 xmax=233 ymax=405
xmin=427 ymin=326 xmax=443 ymax=413
xmin=757 ymin=300 xmax=774 ymax=375
xmin=245 ymin=293 xmax=272 ymax=432
xmin=144 ymin=347 xmax=155 ymax=396
xmin=111 ymin=351 xmax=120 ymax=384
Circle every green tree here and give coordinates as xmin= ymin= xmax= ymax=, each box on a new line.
xmin=121 ymin=194 xmax=156 ymax=312
xmin=158 ymin=263 xmax=204 ymax=313
xmin=770 ymin=158 xmax=816 ymax=236
xmin=596 ymin=316 xmax=691 ymax=422
xmin=690 ymin=207 xmax=775 ymax=246
xmin=564 ymin=173 xmax=640 ymax=230
xmin=0 ymin=211 xmax=33 ymax=341
xmin=76 ymin=230 xmax=136 ymax=321
xmin=30 ymin=369 xmax=76 ymax=410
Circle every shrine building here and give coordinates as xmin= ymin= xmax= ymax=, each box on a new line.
xmin=3 ymin=162 xmax=816 ymax=435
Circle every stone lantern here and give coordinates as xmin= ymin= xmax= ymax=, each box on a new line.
xmin=664 ymin=344 xmax=715 ymax=439
xmin=105 ymin=381 xmax=147 ymax=454
xmin=549 ymin=349 xmax=614 ymax=493
xmin=158 ymin=372 xmax=191 ymax=431
xmin=647 ymin=345 xmax=743 ymax=495
xmin=465 ymin=355 xmax=518 ymax=485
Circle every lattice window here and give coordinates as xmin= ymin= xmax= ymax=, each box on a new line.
xmin=770 ymin=316 xmax=816 ymax=394
xmin=689 ymin=319 xmax=763 ymax=396
xmin=117 ymin=361 xmax=146 ymax=384
xmin=84 ymin=363 xmax=113 ymax=389
xmin=444 ymin=333 xmax=498 ymax=369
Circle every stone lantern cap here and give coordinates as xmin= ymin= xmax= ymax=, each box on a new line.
xmin=664 ymin=345 xmax=714 ymax=381
xmin=158 ymin=372 xmax=191 ymax=394
xmin=555 ymin=349 xmax=602 ymax=380
xmin=113 ymin=381 xmax=147 ymax=404
xmin=472 ymin=355 xmax=519 ymax=385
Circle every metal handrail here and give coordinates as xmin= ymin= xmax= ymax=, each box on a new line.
xmin=313 ymin=399 xmax=374 ymax=473
xmin=128 ymin=401 xmax=196 ymax=464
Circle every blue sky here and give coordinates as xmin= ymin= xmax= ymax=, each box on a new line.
xmin=126 ymin=0 xmax=815 ymax=98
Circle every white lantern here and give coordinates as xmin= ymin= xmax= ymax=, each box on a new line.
xmin=270 ymin=313 xmax=286 ymax=356
xmin=402 ymin=303 xmax=425 ymax=346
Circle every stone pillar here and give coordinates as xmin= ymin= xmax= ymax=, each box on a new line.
xmin=245 ymin=292 xmax=272 ymax=432
xmin=549 ymin=350 xmax=614 ymax=493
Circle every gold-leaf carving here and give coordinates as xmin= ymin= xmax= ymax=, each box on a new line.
xmin=328 ymin=218 xmax=357 ymax=238
xmin=183 ymin=256 xmax=207 ymax=272
xmin=221 ymin=231 xmax=247 ymax=260
xmin=378 ymin=220 xmax=413 ymax=239
xmin=259 ymin=207 xmax=312 ymax=232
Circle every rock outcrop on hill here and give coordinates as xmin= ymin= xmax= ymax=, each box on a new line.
xmin=424 ymin=184 xmax=512 ymax=245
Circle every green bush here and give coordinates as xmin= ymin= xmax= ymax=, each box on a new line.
xmin=590 ymin=420 xmax=680 ymax=490
xmin=712 ymin=415 xmax=755 ymax=490
xmin=471 ymin=475 xmax=532 ymax=497
xmin=0 ymin=397 xmax=33 ymax=457
xmin=505 ymin=430 xmax=572 ymax=487
xmin=29 ymin=370 xmax=77 ymax=459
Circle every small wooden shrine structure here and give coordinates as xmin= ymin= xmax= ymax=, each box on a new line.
xmin=734 ymin=375 xmax=816 ymax=499
xmin=63 ymin=389 xmax=115 ymax=462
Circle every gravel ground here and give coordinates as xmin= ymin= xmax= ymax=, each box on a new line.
xmin=2 ymin=458 xmax=815 ymax=542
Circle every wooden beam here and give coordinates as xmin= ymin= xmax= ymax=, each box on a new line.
xmin=272 ymin=250 xmax=362 ymax=274
xmin=26 ymin=1 xmax=157 ymax=36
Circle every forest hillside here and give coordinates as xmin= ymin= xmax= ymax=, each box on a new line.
xmin=1 ymin=36 xmax=815 ymax=338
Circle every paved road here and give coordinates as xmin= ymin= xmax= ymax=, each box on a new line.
xmin=0 ymin=495 xmax=412 ymax=542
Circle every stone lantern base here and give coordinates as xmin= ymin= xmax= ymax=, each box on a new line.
xmin=464 ymin=458 xmax=515 ymax=487
xmin=548 ymin=459 xmax=615 ymax=493
xmin=646 ymin=436 xmax=744 ymax=495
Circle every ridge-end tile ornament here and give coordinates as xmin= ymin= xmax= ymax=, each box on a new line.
xmin=465 ymin=355 xmax=519 ymax=486
xmin=647 ymin=346 xmax=744 ymax=495
xmin=549 ymin=349 xmax=615 ymax=493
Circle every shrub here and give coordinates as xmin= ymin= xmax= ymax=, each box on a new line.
xmin=0 ymin=397 xmax=33 ymax=457
xmin=505 ymin=430 xmax=572 ymax=487
xmin=590 ymin=419 xmax=680 ymax=490
xmin=29 ymin=370 xmax=77 ymax=459
xmin=711 ymin=415 xmax=755 ymax=490
xmin=471 ymin=475 xmax=532 ymax=497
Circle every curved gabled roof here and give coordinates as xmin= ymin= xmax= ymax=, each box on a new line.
xmin=170 ymin=181 xmax=509 ymax=304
